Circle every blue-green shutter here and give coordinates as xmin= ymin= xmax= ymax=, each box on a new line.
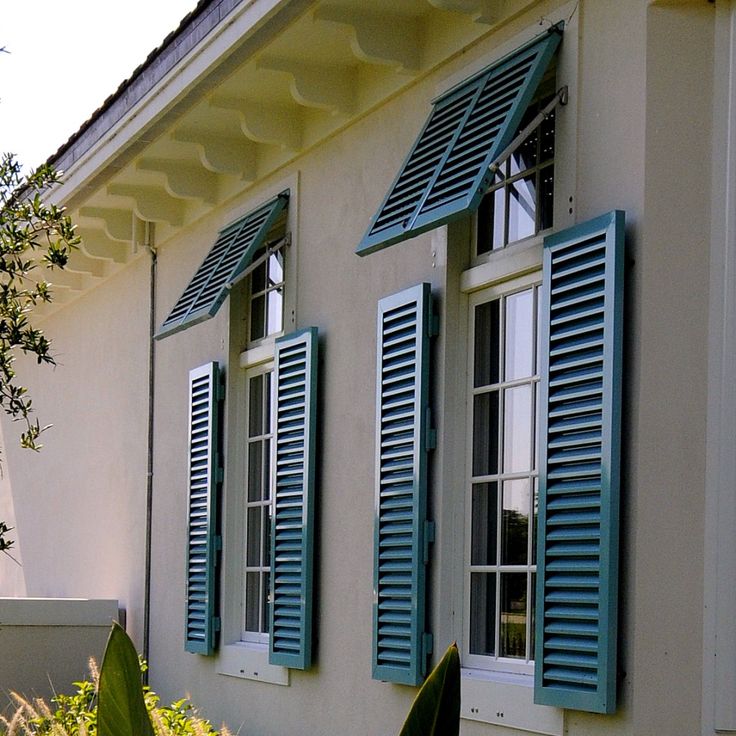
xmin=185 ymin=362 xmax=222 ymax=655
xmin=269 ymin=328 xmax=318 ymax=669
xmin=357 ymin=26 xmax=561 ymax=256
xmin=157 ymin=192 xmax=288 ymax=339
xmin=373 ymin=283 xmax=435 ymax=686
xmin=534 ymin=211 xmax=624 ymax=713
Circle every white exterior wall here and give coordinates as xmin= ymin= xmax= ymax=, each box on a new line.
xmin=0 ymin=1 xmax=723 ymax=735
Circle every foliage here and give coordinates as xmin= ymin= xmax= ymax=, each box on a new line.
xmin=0 ymin=629 xmax=226 ymax=736
xmin=0 ymin=152 xmax=80 ymax=554
xmin=397 ymin=642 xmax=461 ymax=736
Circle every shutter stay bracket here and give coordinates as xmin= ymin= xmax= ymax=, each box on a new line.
xmin=488 ymin=85 xmax=569 ymax=179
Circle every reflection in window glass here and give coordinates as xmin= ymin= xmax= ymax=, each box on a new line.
xmin=468 ymin=286 xmax=539 ymax=667
xmin=249 ymin=247 xmax=284 ymax=343
xmin=475 ymin=94 xmax=556 ymax=255
xmin=243 ymin=368 xmax=273 ymax=640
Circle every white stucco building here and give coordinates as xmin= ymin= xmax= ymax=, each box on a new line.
xmin=1 ymin=1 xmax=734 ymax=734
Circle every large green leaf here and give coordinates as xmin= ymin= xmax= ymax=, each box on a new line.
xmin=98 ymin=622 xmax=155 ymax=736
xmin=398 ymin=642 xmax=460 ymax=736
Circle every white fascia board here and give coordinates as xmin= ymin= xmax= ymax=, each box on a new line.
xmin=53 ymin=0 xmax=296 ymax=206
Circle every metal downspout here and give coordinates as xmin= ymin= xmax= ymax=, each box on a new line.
xmin=143 ymin=223 xmax=156 ymax=681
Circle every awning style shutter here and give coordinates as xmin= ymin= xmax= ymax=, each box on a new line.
xmin=269 ymin=328 xmax=318 ymax=669
xmin=157 ymin=192 xmax=288 ymax=339
xmin=373 ymin=283 xmax=435 ymax=686
xmin=185 ymin=361 xmax=223 ymax=655
xmin=534 ymin=211 xmax=624 ymax=713
xmin=357 ymin=26 xmax=561 ymax=256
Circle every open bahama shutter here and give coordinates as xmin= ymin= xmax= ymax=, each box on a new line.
xmin=534 ymin=211 xmax=624 ymax=713
xmin=357 ymin=26 xmax=562 ymax=255
xmin=157 ymin=192 xmax=288 ymax=339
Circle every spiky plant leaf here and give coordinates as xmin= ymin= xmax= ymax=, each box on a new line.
xmin=398 ymin=642 xmax=460 ymax=736
xmin=98 ymin=622 xmax=154 ymax=736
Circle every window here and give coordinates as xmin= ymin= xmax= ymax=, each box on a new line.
xmin=476 ymin=74 xmax=556 ymax=256
xmin=466 ymin=282 xmax=540 ymax=673
xmin=248 ymin=243 xmax=284 ymax=343
xmin=242 ymin=366 xmax=273 ymax=643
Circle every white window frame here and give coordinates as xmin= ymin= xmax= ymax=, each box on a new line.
xmin=463 ymin=272 xmax=541 ymax=676
xmin=218 ymin=174 xmax=298 ymax=686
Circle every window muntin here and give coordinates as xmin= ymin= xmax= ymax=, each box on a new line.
xmin=249 ymin=244 xmax=285 ymax=343
xmin=466 ymin=283 xmax=541 ymax=671
xmin=476 ymin=80 xmax=556 ymax=257
xmin=242 ymin=365 xmax=273 ymax=643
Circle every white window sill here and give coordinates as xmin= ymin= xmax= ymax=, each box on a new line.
xmin=461 ymin=667 xmax=563 ymax=735
xmin=217 ymin=642 xmax=289 ymax=686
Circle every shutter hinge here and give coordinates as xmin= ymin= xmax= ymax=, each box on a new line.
xmin=213 ymin=534 xmax=223 ymax=553
xmin=213 ymin=616 xmax=221 ymax=633
xmin=283 ymin=231 xmax=292 ymax=248
xmin=217 ymin=376 xmax=226 ymax=402
xmin=425 ymin=408 xmax=437 ymax=451
xmin=423 ymin=520 xmax=436 ymax=564
xmin=216 ymin=466 xmax=224 ymax=484
xmin=422 ymin=632 xmax=434 ymax=662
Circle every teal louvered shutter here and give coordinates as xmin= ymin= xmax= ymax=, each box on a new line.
xmin=373 ymin=283 xmax=435 ymax=686
xmin=269 ymin=328 xmax=318 ymax=669
xmin=186 ymin=362 xmax=223 ymax=655
xmin=157 ymin=192 xmax=288 ymax=339
xmin=534 ymin=211 xmax=624 ymax=713
xmin=357 ymin=26 xmax=561 ymax=256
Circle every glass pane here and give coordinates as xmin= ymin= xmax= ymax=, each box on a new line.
xmin=262 ymin=571 xmax=271 ymax=634
xmin=529 ymin=572 xmax=536 ymax=661
xmin=540 ymin=109 xmax=555 ymax=162
xmin=249 ymin=374 xmax=263 ymax=436
xmin=508 ymin=174 xmax=536 ymax=243
xmin=474 ymin=300 xmax=500 ymax=388
xmin=504 ymin=289 xmax=534 ymax=381
xmin=250 ymin=294 xmax=266 ymax=341
xmin=245 ymin=572 xmax=260 ymax=632
xmin=503 ymin=385 xmax=533 ymax=473
xmin=263 ymin=437 xmax=271 ymax=502
xmin=471 ymin=482 xmax=498 ymax=566
xmin=511 ymin=124 xmax=538 ymax=174
xmin=247 ymin=441 xmax=262 ymax=501
xmin=267 ymin=287 xmax=283 ymax=336
xmin=540 ymin=164 xmax=554 ymax=232
xmin=477 ymin=185 xmax=505 ymax=254
xmin=500 ymin=572 xmax=527 ymax=658
xmin=469 ymin=572 xmax=496 ymax=656
xmin=264 ymin=506 xmax=271 ymax=568
xmin=532 ymin=478 xmax=539 ymax=565
xmin=473 ymin=391 xmax=499 ymax=477
xmin=268 ymin=252 xmax=283 ymax=286
xmin=246 ymin=506 xmax=261 ymax=567
xmin=251 ymin=254 xmax=266 ymax=294
xmin=501 ymin=479 xmax=529 ymax=565
xmin=264 ymin=372 xmax=272 ymax=431
xmin=536 ymin=286 xmax=542 ymax=374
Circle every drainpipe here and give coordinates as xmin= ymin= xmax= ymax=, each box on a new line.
xmin=143 ymin=221 xmax=156 ymax=681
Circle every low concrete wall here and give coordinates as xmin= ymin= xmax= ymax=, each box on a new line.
xmin=0 ymin=598 xmax=119 ymax=710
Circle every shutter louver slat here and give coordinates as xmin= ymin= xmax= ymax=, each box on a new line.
xmin=535 ymin=211 xmax=624 ymax=714
xmin=157 ymin=193 xmax=288 ymax=338
xmin=357 ymin=27 xmax=562 ymax=256
xmin=185 ymin=362 xmax=222 ymax=655
xmin=373 ymin=283 xmax=433 ymax=686
xmin=269 ymin=328 xmax=318 ymax=670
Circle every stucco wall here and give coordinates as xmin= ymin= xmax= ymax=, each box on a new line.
xmin=0 ymin=1 xmax=719 ymax=735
